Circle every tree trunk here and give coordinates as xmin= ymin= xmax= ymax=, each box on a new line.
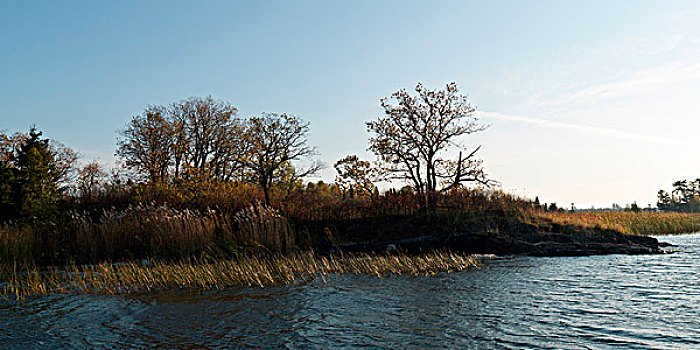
xmin=262 ymin=183 xmax=271 ymax=207
xmin=425 ymin=162 xmax=435 ymax=211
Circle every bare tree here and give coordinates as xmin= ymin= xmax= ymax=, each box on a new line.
xmin=334 ymin=155 xmax=378 ymax=198
xmin=76 ymin=160 xmax=107 ymax=201
xmin=367 ymin=82 xmax=492 ymax=208
xmin=242 ymin=113 xmax=320 ymax=206
xmin=116 ymin=105 xmax=174 ymax=183
xmin=275 ymin=160 xmax=324 ymax=201
xmin=0 ymin=131 xmax=25 ymax=162
xmin=51 ymin=141 xmax=79 ymax=188
xmin=170 ymin=96 xmax=244 ymax=181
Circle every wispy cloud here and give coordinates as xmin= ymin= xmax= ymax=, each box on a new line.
xmin=479 ymin=111 xmax=687 ymax=146
xmin=541 ymin=62 xmax=700 ymax=107
xmin=633 ymin=35 xmax=685 ymax=56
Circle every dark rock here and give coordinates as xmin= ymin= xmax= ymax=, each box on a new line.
xmin=326 ymin=230 xmax=669 ymax=257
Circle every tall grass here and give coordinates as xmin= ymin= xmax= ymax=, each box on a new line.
xmin=1 ymin=251 xmax=480 ymax=298
xmin=283 ymin=187 xmax=531 ymax=221
xmin=1 ymin=188 xmax=530 ymax=266
xmin=4 ymin=187 xmax=695 ymax=269
xmin=0 ymin=203 xmax=294 ymax=266
xmin=538 ymin=211 xmax=700 ymax=236
xmin=0 ymin=224 xmax=36 ymax=265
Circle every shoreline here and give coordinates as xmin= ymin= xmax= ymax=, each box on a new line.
xmin=1 ymin=251 xmax=481 ymax=298
xmin=2 ymin=209 xmax=693 ymax=299
xmin=324 ymin=231 xmax=669 ymax=257
xmin=1 ymin=228 xmax=684 ymax=299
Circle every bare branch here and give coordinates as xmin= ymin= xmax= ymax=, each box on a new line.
xmin=367 ymin=81 xmax=492 ymax=205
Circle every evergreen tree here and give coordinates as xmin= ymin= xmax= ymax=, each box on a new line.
xmin=0 ymin=159 xmax=18 ymax=221
xmin=12 ymin=127 xmax=61 ymax=221
xmin=657 ymin=190 xmax=672 ymax=211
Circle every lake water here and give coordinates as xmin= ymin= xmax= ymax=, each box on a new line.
xmin=2 ymin=234 xmax=699 ymax=349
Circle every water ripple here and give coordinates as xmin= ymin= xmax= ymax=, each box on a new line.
xmin=2 ymin=233 xmax=700 ymax=349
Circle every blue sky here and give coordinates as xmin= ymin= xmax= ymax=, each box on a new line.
xmin=2 ymin=1 xmax=700 ymax=208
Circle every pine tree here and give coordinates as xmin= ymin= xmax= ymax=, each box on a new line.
xmin=13 ymin=127 xmax=61 ymax=221
xmin=0 ymin=159 xmax=18 ymax=220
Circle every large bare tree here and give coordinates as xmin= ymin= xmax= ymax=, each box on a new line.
xmin=242 ymin=113 xmax=320 ymax=206
xmin=170 ymin=96 xmax=244 ymax=181
xmin=116 ymin=97 xmax=247 ymax=184
xmin=367 ymin=82 xmax=492 ymax=208
xmin=116 ymin=105 xmax=174 ymax=183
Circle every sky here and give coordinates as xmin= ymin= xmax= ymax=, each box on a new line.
xmin=2 ymin=0 xmax=700 ymax=208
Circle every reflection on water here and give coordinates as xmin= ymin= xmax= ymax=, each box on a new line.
xmin=2 ymin=234 xmax=700 ymax=349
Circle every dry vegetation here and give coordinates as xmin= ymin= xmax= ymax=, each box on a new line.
xmin=2 ymin=190 xmax=697 ymax=299
xmin=538 ymin=211 xmax=700 ymax=236
xmin=1 ymin=251 xmax=480 ymax=299
xmin=4 ymin=188 xmax=696 ymax=268
xmin=0 ymin=203 xmax=294 ymax=267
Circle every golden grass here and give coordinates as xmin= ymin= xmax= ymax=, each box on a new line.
xmin=0 ymin=203 xmax=295 ymax=266
xmin=538 ymin=211 xmax=700 ymax=236
xmin=1 ymin=251 xmax=480 ymax=299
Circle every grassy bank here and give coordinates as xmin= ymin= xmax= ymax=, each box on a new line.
xmin=0 ymin=204 xmax=294 ymax=267
xmin=1 ymin=251 xmax=480 ymax=299
xmin=2 ymin=187 xmax=696 ymax=270
xmin=538 ymin=211 xmax=700 ymax=236
xmin=0 ymin=189 xmax=531 ymax=267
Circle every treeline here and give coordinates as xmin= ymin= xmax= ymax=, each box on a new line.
xmin=2 ymin=83 xmax=495 ymax=220
xmin=657 ymin=179 xmax=700 ymax=212
xmin=0 ymin=82 xmax=513 ymax=265
xmin=116 ymin=96 xmax=321 ymax=206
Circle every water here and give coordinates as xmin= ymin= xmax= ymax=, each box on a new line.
xmin=2 ymin=234 xmax=699 ymax=349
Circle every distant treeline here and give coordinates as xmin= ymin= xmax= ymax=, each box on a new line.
xmin=657 ymin=179 xmax=700 ymax=212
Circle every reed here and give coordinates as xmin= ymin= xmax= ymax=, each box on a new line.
xmin=0 ymin=203 xmax=295 ymax=266
xmin=0 ymin=251 xmax=480 ymax=298
xmin=537 ymin=211 xmax=700 ymax=236
xmin=0 ymin=224 xmax=36 ymax=264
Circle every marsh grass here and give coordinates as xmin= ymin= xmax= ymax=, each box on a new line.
xmin=538 ymin=211 xmax=700 ymax=236
xmin=1 ymin=251 xmax=479 ymax=299
xmin=0 ymin=203 xmax=295 ymax=267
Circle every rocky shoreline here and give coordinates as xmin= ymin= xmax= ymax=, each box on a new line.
xmin=323 ymin=231 xmax=672 ymax=257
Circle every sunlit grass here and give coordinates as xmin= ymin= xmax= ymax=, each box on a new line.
xmin=538 ymin=211 xmax=700 ymax=236
xmin=1 ymin=251 xmax=480 ymax=299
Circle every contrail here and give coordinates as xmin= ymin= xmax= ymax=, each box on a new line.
xmin=479 ymin=111 xmax=687 ymax=147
